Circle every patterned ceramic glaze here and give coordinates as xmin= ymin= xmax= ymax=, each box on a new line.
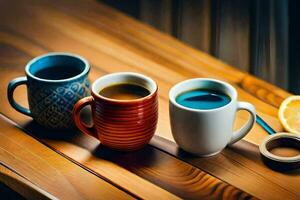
xmin=73 ymin=72 xmax=158 ymax=151
xmin=7 ymin=52 xmax=90 ymax=129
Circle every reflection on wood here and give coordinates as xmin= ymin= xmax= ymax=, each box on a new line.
xmin=0 ymin=117 xmax=134 ymax=200
xmin=0 ymin=114 xmax=252 ymax=200
xmin=151 ymin=135 xmax=300 ymax=200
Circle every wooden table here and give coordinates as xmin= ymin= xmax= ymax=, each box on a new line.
xmin=0 ymin=0 xmax=299 ymax=199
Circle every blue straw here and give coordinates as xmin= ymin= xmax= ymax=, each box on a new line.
xmin=256 ymin=115 xmax=276 ymax=135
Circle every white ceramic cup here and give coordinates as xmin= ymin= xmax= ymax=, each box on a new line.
xmin=169 ymin=78 xmax=256 ymax=156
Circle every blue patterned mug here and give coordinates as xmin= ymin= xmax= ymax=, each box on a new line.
xmin=7 ymin=52 xmax=90 ymax=129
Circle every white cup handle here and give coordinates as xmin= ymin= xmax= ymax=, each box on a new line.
xmin=228 ymin=102 xmax=256 ymax=145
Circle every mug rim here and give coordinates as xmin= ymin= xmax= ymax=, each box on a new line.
xmin=25 ymin=52 xmax=90 ymax=83
xmin=91 ymin=72 xmax=158 ymax=103
xmin=169 ymin=78 xmax=237 ymax=112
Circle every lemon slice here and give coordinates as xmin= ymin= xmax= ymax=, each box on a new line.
xmin=278 ymin=95 xmax=300 ymax=134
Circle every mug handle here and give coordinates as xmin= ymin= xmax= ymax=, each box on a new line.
xmin=73 ymin=96 xmax=98 ymax=138
xmin=7 ymin=77 xmax=32 ymax=116
xmin=228 ymin=102 xmax=256 ymax=145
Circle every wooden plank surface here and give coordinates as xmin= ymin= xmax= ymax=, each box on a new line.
xmin=0 ymin=162 xmax=57 ymax=200
xmin=0 ymin=0 xmax=298 ymax=199
xmin=0 ymin=115 xmax=252 ymax=200
xmin=151 ymin=136 xmax=300 ymax=200
xmin=0 ymin=115 xmax=184 ymax=200
xmin=0 ymin=117 xmax=134 ymax=200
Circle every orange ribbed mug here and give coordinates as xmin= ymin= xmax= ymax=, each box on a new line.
xmin=73 ymin=72 xmax=158 ymax=151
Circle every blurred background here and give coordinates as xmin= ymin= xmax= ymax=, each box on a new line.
xmin=100 ymin=0 xmax=299 ymax=94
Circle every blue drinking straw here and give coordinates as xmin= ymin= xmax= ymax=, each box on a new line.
xmin=256 ymin=115 xmax=276 ymax=135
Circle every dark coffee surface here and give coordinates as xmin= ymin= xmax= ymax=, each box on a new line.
xmin=176 ymin=89 xmax=231 ymax=110
xmin=99 ymin=83 xmax=150 ymax=100
xmin=34 ymin=66 xmax=82 ymax=80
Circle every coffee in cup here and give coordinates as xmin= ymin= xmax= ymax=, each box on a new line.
xmin=99 ymin=83 xmax=150 ymax=100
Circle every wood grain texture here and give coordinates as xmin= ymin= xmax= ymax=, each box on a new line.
xmin=0 ymin=162 xmax=57 ymax=200
xmin=151 ymin=135 xmax=300 ymax=200
xmin=0 ymin=114 xmax=253 ymax=200
xmin=0 ymin=0 xmax=297 ymax=199
xmin=0 ymin=117 xmax=134 ymax=200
